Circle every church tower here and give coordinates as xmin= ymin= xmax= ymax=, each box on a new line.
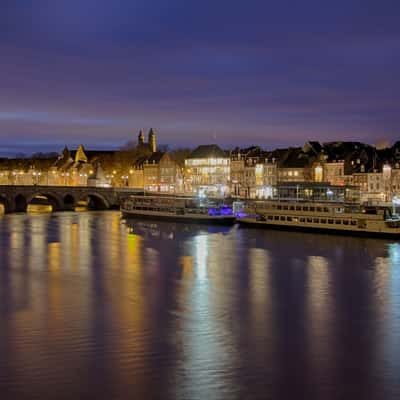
xmin=138 ymin=129 xmax=145 ymax=145
xmin=61 ymin=146 xmax=71 ymax=160
xmin=75 ymin=144 xmax=88 ymax=163
xmin=148 ymin=128 xmax=157 ymax=153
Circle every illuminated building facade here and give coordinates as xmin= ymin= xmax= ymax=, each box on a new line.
xmin=274 ymin=182 xmax=360 ymax=203
xmin=185 ymin=145 xmax=230 ymax=197
xmin=323 ymin=161 xmax=345 ymax=186
xmin=1 ymin=137 xmax=400 ymax=205
xmin=230 ymin=147 xmax=278 ymax=198
xmin=130 ymin=152 xmax=182 ymax=192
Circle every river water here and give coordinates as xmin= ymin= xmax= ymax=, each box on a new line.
xmin=0 ymin=211 xmax=399 ymax=399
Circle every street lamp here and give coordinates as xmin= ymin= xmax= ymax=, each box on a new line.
xmin=121 ymin=175 xmax=129 ymax=187
xmin=32 ymin=171 xmax=41 ymax=185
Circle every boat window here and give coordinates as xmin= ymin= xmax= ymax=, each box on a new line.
xmin=307 ymin=218 xmax=312 ymax=223
xmin=358 ymin=219 xmax=367 ymax=229
xmin=310 ymin=207 xmax=315 ymax=212
xmin=296 ymin=206 xmax=302 ymax=211
xmin=293 ymin=217 xmax=299 ymax=222
xmin=283 ymin=206 xmax=288 ymax=210
xmin=313 ymin=218 xmax=319 ymax=223
xmin=303 ymin=207 xmax=308 ymax=211
xmin=317 ymin=207 xmax=322 ymax=212
xmin=287 ymin=216 xmax=292 ymax=221
xmin=320 ymin=219 xmax=326 ymax=224
xmin=280 ymin=216 xmax=286 ymax=221
xmin=277 ymin=205 xmax=282 ymax=210
xmin=324 ymin=207 xmax=329 ymax=212
xmin=335 ymin=220 xmax=341 ymax=224
xmin=343 ymin=220 xmax=349 ymax=225
xmin=274 ymin=216 xmax=279 ymax=221
xmin=351 ymin=220 xmax=357 ymax=226
xmin=328 ymin=219 xmax=334 ymax=224
xmin=267 ymin=215 xmax=273 ymax=220
xmin=300 ymin=218 xmax=305 ymax=222
xmin=289 ymin=206 xmax=295 ymax=210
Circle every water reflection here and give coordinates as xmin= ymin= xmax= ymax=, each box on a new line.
xmin=0 ymin=212 xmax=400 ymax=399
xmin=123 ymin=218 xmax=232 ymax=243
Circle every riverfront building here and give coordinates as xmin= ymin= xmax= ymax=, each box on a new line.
xmin=273 ymin=182 xmax=360 ymax=203
xmin=142 ymin=151 xmax=183 ymax=193
xmin=184 ymin=145 xmax=230 ymax=197
xmin=2 ymin=133 xmax=400 ymax=205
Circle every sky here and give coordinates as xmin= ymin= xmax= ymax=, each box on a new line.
xmin=0 ymin=0 xmax=399 ymax=156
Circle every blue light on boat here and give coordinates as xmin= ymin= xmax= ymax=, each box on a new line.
xmin=220 ymin=206 xmax=233 ymax=216
xmin=207 ymin=206 xmax=233 ymax=216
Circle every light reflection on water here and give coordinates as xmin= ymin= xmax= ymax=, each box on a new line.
xmin=0 ymin=211 xmax=400 ymax=399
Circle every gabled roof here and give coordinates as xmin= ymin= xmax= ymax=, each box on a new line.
xmin=70 ymin=150 xmax=117 ymax=160
xmin=266 ymin=148 xmax=288 ymax=161
xmin=278 ymin=147 xmax=316 ymax=168
xmin=132 ymin=151 xmax=168 ymax=168
xmin=303 ymin=141 xmax=322 ymax=155
xmin=187 ymin=144 xmax=227 ymax=159
xmin=132 ymin=155 xmax=148 ymax=168
xmin=146 ymin=151 xmax=165 ymax=164
xmin=74 ymin=144 xmax=88 ymax=163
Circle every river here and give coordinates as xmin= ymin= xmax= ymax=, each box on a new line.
xmin=0 ymin=211 xmax=399 ymax=399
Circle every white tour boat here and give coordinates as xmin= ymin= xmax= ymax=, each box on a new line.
xmin=238 ymin=200 xmax=400 ymax=238
xmin=121 ymin=195 xmax=236 ymax=224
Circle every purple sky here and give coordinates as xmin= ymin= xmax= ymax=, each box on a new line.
xmin=0 ymin=0 xmax=399 ymax=156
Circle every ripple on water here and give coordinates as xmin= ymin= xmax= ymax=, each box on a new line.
xmin=0 ymin=211 xmax=400 ymax=399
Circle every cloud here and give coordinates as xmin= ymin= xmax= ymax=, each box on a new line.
xmin=0 ymin=0 xmax=399 ymax=151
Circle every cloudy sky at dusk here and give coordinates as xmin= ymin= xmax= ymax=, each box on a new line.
xmin=0 ymin=0 xmax=399 ymax=156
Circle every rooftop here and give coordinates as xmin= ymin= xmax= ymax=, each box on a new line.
xmin=187 ymin=144 xmax=228 ymax=159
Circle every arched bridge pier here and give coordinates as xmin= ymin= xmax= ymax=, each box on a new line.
xmin=0 ymin=186 xmax=141 ymax=213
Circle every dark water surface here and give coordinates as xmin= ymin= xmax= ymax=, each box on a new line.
xmin=0 ymin=211 xmax=400 ymax=400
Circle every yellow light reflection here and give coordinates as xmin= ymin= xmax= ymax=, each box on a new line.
xmin=48 ymin=242 xmax=61 ymax=273
xmin=29 ymin=216 xmax=47 ymax=271
xmin=194 ymin=234 xmax=208 ymax=282
xmin=307 ymin=256 xmax=331 ymax=325
xmin=107 ymin=213 xmax=121 ymax=270
xmin=180 ymin=255 xmax=194 ymax=280
xmin=70 ymin=223 xmax=79 ymax=271
xmin=306 ymin=255 xmax=333 ymax=380
xmin=9 ymin=216 xmax=24 ymax=270
xmin=249 ymin=248 xmax=271 ymax=308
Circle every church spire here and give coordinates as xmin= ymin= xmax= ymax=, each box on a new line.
xmin=75 ymin=144 xmax=88 ymax=163
xmin=138 ymin=129 xmax=145 ymax=145
xmin=148 ymin=128 xmax=156 ymax=153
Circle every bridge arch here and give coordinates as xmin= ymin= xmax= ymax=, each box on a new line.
xmin=0 ymin=186 xmax=118 ymax=213
xmin=0 ymin=194 xmax=11 ymax=213
xmin=15 ymin=194 xmax=28 ymax=212
xmin=80 ymin=192 xmax=110 ymax=210
xmin=63 ymin=193 xmax=76 ymax=210
xmin=27 ymin=192 xmax=64 ymax=212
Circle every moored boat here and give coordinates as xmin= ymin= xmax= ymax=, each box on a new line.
xmin=238 ymin=200 xmax=400 ymax=238
xmin=121 ymin=195 xmax=236 ymax=224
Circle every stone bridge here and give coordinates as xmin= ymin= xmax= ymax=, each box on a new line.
xmin=0 ymin=185 xmax=143 ymax=213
